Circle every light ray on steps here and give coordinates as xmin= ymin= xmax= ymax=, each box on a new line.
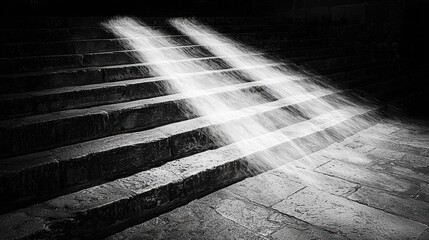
xmin=104 ymin=17 xmax=380 ymax=175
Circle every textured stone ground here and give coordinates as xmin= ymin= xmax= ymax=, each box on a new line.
xmin=107 ymin=118 xmax=429 ymax=240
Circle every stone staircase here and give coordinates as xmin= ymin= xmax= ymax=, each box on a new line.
xmin=0 ymin=17 xmax=410 ymax=239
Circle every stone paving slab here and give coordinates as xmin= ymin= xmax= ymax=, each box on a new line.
xmin=315 ymin=159 xmax=421 ymax=197
xmin=273 ymin=187 xmax=427 ymax=240
xmin=106 ymin=121 xmax=429 ymax=240
xmin=348 ymin=186 xmax=429 ymax=225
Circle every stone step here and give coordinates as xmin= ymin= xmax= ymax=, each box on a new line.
xmin=0 ymin=24 xmax=299 ymax=44
xmin=0 ymin=89 xmax=346 ymax=212
xmin=0 ymin=32 xmax=331 ymax=58
xmin=0 ymin=70 xmax=403 ymax=211
xmin=0 ymin=106 xmax=379 ymax=240
xmin=0 ymin=57 xmax=395 ymax=121
xmin=0 ymin=42 xmax=354 ymax=74
xmin=0 ymin=45 xmax=359 ymax=94
xmin=0 ymin=71 xmax=348 ymax=158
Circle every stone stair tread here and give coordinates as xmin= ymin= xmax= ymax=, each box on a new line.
xmin=0 ymin=105 xmax=377 ymax=239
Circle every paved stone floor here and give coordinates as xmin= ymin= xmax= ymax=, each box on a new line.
xmin=107 ymin=118 xmax=429 ymax=240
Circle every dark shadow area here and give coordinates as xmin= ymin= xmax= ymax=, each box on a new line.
xmin=2 ymin=0 xmax=426 ymax=117
xmin=398 ymin=0 xmax=429 ymax=118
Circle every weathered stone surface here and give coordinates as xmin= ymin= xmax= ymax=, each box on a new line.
xmin=225 ymin=173 xmax=305 ymax=207
xmin=362 ymin=123 xmax=401 ymax=136
xmin=369 ymin=162 xmax=429 ymax=183
xmin=0 ymin=67 xmax=103 ymax=93
xmin=273 ymin=187 xmax=427 ymax=240
xmin=0 ymin=152 xmax=60 ymax=208
xmin=352 ymin=135 xmax=429 ymax=158
xmin=212 ymin=192 xmax=282 ymax=236
xmin=0 ymin=108 xmax=110 ymax=157
xmin=418 ymin=229 xmax=429 ymax=240
xmin=319 ymin=143 xmax=378 ymax=166
xmin=46 ymin=181 xmax=134 ymax=212
xmin=349 ymin=186 xmax=429 ymax=225
xmin=196 ymin=189 xmax=344 ymax=239
xmin=103 ymin=64 xmax=151 ymax=82
xmin=271 ymin=164 xmax=358 ymax=197
xmin=83 ymin=51 xmax=137 ymax=67
xmin=271 ymin=225 xmax=346 ymax=240
xmin=0 ymin=93 xmax=33 ymax=120
xmin=315 ymin=160 xmax=420 ymax=197
xmin=416 ymin=183 xmax=429 ymax=203
xmin=368 ymin=148 xmax=406 ymax=162
xmin=107 ymin=200 xmax=265 ymax=240
xmin=18 ymin=54 xmax=84 ymax=72
xmin=400 ymin=154 xmax=429 ymax=169
xmin=0 ymin=212 xmax=46 ymax=240
xmin=284 ymin=151 xmax=332 ymax=170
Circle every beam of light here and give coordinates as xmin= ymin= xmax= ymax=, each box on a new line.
xmin=103 ymin=17 xmax=384 ymax=195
